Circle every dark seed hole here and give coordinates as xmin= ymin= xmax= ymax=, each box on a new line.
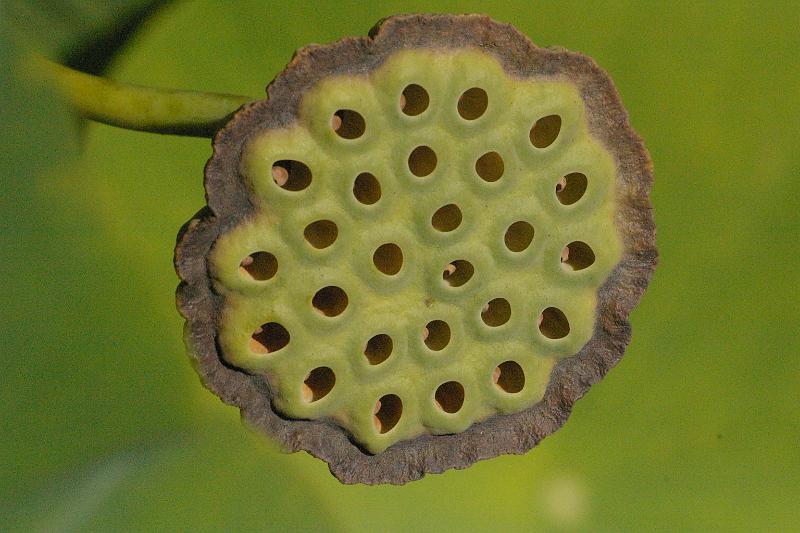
xmin=562 ymin=241 xmax=595 ymax=271
xmin=401 ymin=84 xmax=429 ymax=116
xmin=423 ymin=320 xmax=451 ymax=351
xmin=332 ymin=109 xmax=365 ymax=139
xmin=493 ymin=361 xmax=525 ymax=393
xmin=250 ymin=322 xmax=290 ymax=354
xmin=272 ymin=160 xmax=311 ymax=191
xmin=312 ymin=286 xmax=348 ymax=317
xmin=408 ymin=145 xmax=437 ymax=177
xmin=435 ymin=381 xmax=465 ymax=413
xmin=442 ymin=260 xmax=474 ymax=287
xmin=374 ymin=394 xmax=402 ymax=433
xmin=373 ymin=243 xmax=403 ymax=276
xmin=481 ymin=298 xmax=511 ymax=327
xmin=539 ymin=307 xmax=570 ymax=339
xmin=364 ymin=334 xmax=393 ymax=365
xmin=304 ymin=220 xmax=337 ymax=249
xmin=475 ymin=151 xmax=504 ymax=182
xmin=457 ymin=87 xmax=488 ymax=120
xmin=353 ymin=172 xmax=381 ymax=205
xmin=431 ymin=204 xmax=462 ymax=232
xmin=504 ymin=221 xmax=535 ymax=252
xmin=556 ymin=172 xmax=588 ymax=205
xmin=240 ymin=252 xmax=277 ymax=281
xmin=530 ymin=114 xmax=562 ymax=148
xmin=302 ymin=367 xmax=335 ymax=402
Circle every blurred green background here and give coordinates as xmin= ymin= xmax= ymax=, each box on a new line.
xmin=2 ymin=1 xmax=798 ymax=531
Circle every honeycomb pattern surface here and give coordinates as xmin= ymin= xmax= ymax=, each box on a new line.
xmin=209 ymin=49 xmax=622 ymax=453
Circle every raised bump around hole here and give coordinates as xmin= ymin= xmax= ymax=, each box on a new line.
xmin=408 ymin=146 xmax=437 ymax=177
xmin=250 ymin=322 xmax=290 ymax=354
xmin=435 ymin=381 xmax=465 ymax=413
xmin=303 ymin=220 xmax=338 ymax=249
xmin=475 ymin=151 xmax=504 ymax=182
xmin=431 ymin=204 xmax=462 ymax=232
xmin=457 ymin=87 xmax=488 ymax=120
xmin=240 ymin=252 xmax=277 ymax=281
xmin=302 ymin=367 xmax=335 ymax=402
xmin=442 ymin=259 xmax=474 ymax=287
xmin=372 ymin=243 xmax=403 ymax=275
xmin=530 ymin=114 xmax=562 ymax=148
xmin=539 ymin=307 xmax=570 ymax=339
xmin=481 ymin=298 xmax=511 ymax=327
xmin=562 ymin=241 xmax=595 ymax=271
xmin=504 ymin=221 xmax=535 ymax=252
xmin=312 ymin=286 xmax=348 ymax=317
xmin=373 ymin=394 xmax=402 ymax=433
xmin=556 ymin=172 xmax=588 ymax=205
xmin=272 ymin=160 xmax=311 ymax=191
xmin=332 ymin=109 xmax=365 ymax=139
xmin=424 ymin=320 xmax=451 ymax=351
xmin=364 ymin=334 xmax=393 ymax=365
xmin=493 ymin=361 xmax=525 ymax=393
xmin=353 ymin=172 xmax=381 ymax=205
xmin=401 ymin=84 xmax=429 ymax=116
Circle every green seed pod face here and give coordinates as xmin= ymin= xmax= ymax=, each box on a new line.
xmin=176 ymin=14 xmax=656 ymax=484
xmin=212 ymin=49 xmax=620 ymax=453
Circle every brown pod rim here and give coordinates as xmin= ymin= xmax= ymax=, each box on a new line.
xmin=174 ymin=13 xmax=657 ymax=485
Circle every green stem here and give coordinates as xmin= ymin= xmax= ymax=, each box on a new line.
xmin=33 ymin=55 xmax=254 ymax=138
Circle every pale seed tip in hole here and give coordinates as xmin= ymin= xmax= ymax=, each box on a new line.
xmin=330 ymin=114 xmax=343 ymax=131
xmin=492 ymin=366 xmax=501 ymax=384
xmin=271 ymin=165 xmax=289 ymax=187
xmin=481 ymin=303 xmax=490 ymax=314
xmin=240 ymin=255 xmax=254 ymax=267
xmin=422 ymin=327 xmax=430 ymax=341
xmin=444 ymin=263 xmax=457 ymax=276
xmin=301 ymin=383 xmax=313 ymax=403
xmin=537 ymin=313 xmax=544 ymax=327
xmin=561 ymin=246 xmax=570 ymax=263
xmin=399 ymin=93 xmax=406 ymax=109
xmin=556 ymin=175 xmax=567 ymax=193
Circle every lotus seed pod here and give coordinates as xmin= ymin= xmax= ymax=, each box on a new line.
xmin=175 ymin=13 xmax=657 ymax=485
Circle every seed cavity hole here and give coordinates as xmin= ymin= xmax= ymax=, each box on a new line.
xmin=435 ymin=381 xmax=465 ymax=413
xmin=431 ymin=204 xmax=462 ymax=232
xmin=401 ymin=84 xmax=429 ymax=116
xmin=493 ymin=361 xmax=525 ymax=393
xmin=504 ymin=221 xmax=535 ymax=252
xmin=556 ymin=172 xmax=588 ymax=205
xmin=332 ymin=109 xmax=365 ymax=139
xmin=442 ymin=260 xmax=474 ymax=287
xmin=250 ymin=322 xmax=290 ymax=354
xmin=312 ymin=286 xmax=348 ymax=317
xmin=538 ymin=307 xmax=570 ymax=339
xmin=562 ymin=241 xmax=595 ymax=271
xmin=475 ymin=151 xmax=504 ymax=182
xmin=302 ymin=367 xmax=335 ymax=402
xmin=364 ymin=334 xmax=393 ymax=365
xmin=423 ymin=320 xmax=451 ymax=351
xmin=408 ymin=146 xmax=437 ymax=177
xmin=481 ymin=298 xmax=511 ymax=327
xmin=304 ymin=220 xmax=338 ymax=249
xmin=373 ymin=394 xmax=402 ymax=434
xmin=373 ymin=243 xmax=403 ymax=276
xmin=353 ymin=172 xmax=381 ymax=205
xmin=272 ymin=160 xmax=311 ymax=191
xmin=457 ymin=87 xmax=488 ymax=120
xmin=530 ymin=114 xmax=562 ymax=148
xmin=239 ymin=252 xmax=277 ymax=281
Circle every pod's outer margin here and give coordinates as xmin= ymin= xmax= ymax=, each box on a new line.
xmin=174 ymin=13 xmax=657 ymax=485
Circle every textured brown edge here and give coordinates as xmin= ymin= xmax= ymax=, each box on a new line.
xmin=174 ymin=13 xmax=657 ymax=485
